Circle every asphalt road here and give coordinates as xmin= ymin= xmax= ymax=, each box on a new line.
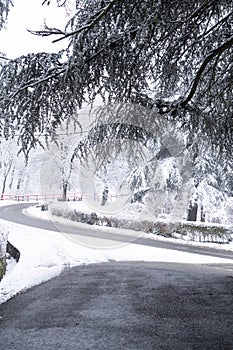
xmin=0 ymin=203 xmax=233 ymax=349
xmin=0 ymin=261 xmax=233 ymax=350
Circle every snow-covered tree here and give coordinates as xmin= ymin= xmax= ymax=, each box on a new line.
xmin=0 ymin=138 xmax=23 ymax=197
xmin=40 ymin=102 xmax=94 ymax=200
xmin=0 ymin=138 xmax=44 ymax=197
xmin=41 ymin=135 xmax=77 ymax=200
xmin=0 ymin=0 xmax=12 ymax=30
xmin=0 ymin=0 xmax=232 ymax=226
xmin=0 ymin=0 xmax=232 ymax=157
xmin=70 ymin=106 xmax=193 ymax=221
xmin=187 ymin=140 xmax=233 ymax=223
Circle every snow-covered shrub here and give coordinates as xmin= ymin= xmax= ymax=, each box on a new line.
xmin=50 ymin=203 xmax=232 ymax=244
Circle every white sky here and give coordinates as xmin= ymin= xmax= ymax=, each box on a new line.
xmin=0 ymin=0 xmax=72 ymax=59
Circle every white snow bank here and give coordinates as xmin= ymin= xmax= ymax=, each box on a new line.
xmin=0 ymin=219 xmax=108 ymax=304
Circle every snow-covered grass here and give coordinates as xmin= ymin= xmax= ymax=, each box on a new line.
xmin=1 ymin=200 xmax=233 ymax=305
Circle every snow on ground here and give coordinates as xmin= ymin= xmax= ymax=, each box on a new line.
xmin=1 ymin=200 xmax=233 ymax=304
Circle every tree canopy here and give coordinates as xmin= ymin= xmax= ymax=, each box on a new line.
xmin=0 ymin=0 xmax=232 ymax=157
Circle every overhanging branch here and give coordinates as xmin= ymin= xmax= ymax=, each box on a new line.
xmin=181 ymin=35 xmax=233 ymax=107
xmin=52 ymin=0 xmax=119 ymax=43
xmin=9 ymin=67 xmax=66 ymax=99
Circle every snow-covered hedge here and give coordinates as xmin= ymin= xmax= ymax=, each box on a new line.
xmin=50 ymin=205 xmax=233 ymax=244
xmin=0 ymin=224 xmax=8 ymax=281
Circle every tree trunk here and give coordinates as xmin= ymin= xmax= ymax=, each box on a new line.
xmin=1 ymin=163 xmax=12 ymax=199
xmin=62 ymin=182 xmax=68 ymax=201
xmin=187 ymin=202 xmax=198 ymax=221
xmin=201 ymin=206 xmax=205 ymax=222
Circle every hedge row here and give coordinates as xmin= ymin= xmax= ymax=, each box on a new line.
xmin=51 ymin=206 xmax=233 ymax=244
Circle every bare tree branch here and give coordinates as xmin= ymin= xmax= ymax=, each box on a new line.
xmin=28 ymin=24 xmax=66 ymax=37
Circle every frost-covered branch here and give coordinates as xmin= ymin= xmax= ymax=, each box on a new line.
xmin=10 ymin=66 xmax=66 ymax=98
xmin=31 ymin=0 xmax=119 ymax=43
xmin=28 ymin=24 xmax=66 ymax=38
xmin=54 ymin=0 xmax=119 ymax=42
xmin=71 ymin=122 xmax=163 ymax=164
xmin=0 ymin=0 xmax=232 ymax=157
xmin=181 ymin=35 xmax=233 ymax=107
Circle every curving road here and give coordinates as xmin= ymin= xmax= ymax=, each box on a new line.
xmin=0 ymin=203 xmax=233 ymax=259
xmin=0 ymin=203 xmax=233 ymax=349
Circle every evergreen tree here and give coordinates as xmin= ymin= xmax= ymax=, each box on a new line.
xmin=0 ymin=0 xmax=231 ymax=157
